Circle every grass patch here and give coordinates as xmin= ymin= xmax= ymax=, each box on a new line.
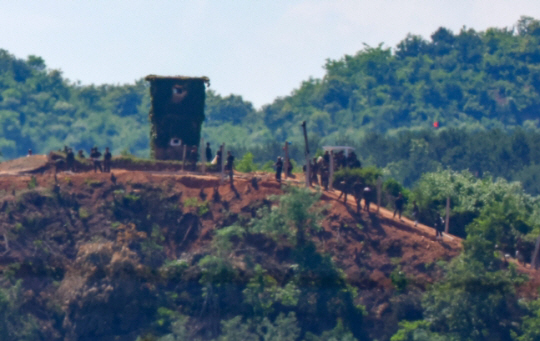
xmin=27 ymin=176 xmax=37 ymax=190
xmin=84 ymin=178 xmax=104 ymax=188
xmin=184 ymin=197 xmax=210 ymax=216
xmin=78 ymin=207 xmax=90 ymax=220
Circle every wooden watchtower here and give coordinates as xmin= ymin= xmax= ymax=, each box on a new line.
xmin=145 ymin=75 xmax=210 ymax=160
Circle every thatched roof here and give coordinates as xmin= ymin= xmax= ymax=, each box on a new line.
xmin=144 ymin=75 xmax=210 ymax=84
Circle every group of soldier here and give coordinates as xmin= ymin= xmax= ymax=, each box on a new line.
xmin=61 ymin=146 xmax=112 ymax=173
xmin=305 ymin=150 xmax=362 ymax=190
xmin=206 ymin=142 xmax=235 ymax=181
xmin=337 ymin=177 xmax=375 ymax=215
xmin=273 ymin=157 xmax=294 ymax=183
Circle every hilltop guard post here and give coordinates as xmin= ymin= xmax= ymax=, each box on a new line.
xmin=145 ymin=75 xmax=210 ymax=160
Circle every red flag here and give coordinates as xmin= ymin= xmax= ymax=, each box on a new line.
xmin=433 ymin=121 xmax=439 ymax=128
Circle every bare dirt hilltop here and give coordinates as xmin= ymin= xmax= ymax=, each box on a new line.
xmin=0 ymin=154 xmax=48 ymax=175
xmin=0 ymin=158 xmax=536 ymax=341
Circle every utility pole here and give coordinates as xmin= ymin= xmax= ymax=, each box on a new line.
xmin=201 ymin=138 xmax=206 ymax=174
xmin=445 ymin=196 xmax=450 ymax=234
xmin=220 ymin=143 xmax=225 ymax=185
xmin=377 ymin=176 xmax=382 ymax=216
xmin=329 ymin=150 xmax=334 ymax=191
xmin=301 ymin=121 xmax=310 ymax=188
xmin=182 ymin=144 xmax=187 ymax=171
xmin=532 ymin=234 xmax=540 ymax=269
xmin=284 ymin=141 xmax=289 ymax=180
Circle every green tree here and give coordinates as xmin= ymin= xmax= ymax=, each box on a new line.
xmin=519 ymin=298 xmax=540 ymax=341
xmin=235 ymin=152 xmax=257 ymax=173
xmin=422 ymin=252 xmax=522 ymax=340
xmin=0 ymin=281 xmax=42 ymax=341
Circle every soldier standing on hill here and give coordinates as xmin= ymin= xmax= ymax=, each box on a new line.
xmin=393 ymin=192 xmax=404 ymax=221
xmin=190 ymin=146 xmax=198 ymax=171
xmin=286 ymin=158 xmax=293 ymax=177
xmin=66 ymin=148 xmax=75 ymax=172
xmin=275 ymin=156 xmax=283 ymax=183
xmin=353 ymin=180 xmax=363 ymax=213
xmin=216 ymin=148 xmax=223 ymax=168
xmin=364 ymin=186 xmax=373 ymax=212
xmin=321 ymin=166 xmax=329 ymax=191
xmin=226 ymin=151 xmax=235 ymax=183
xmin=103 ymin=147 xmax=112 ymax=173
xmin=337 ymin=151 xmax=347 ymax=169
xmin=348 ymin=151 xmax=361 ymax=169
xmin=205 ymin=142 xmax=212 ymax=163
xmin=434 ymin=212 xmax=445 ymax=241
xmin=311 ymin=157 xmax=319 ymax=185
xmin=323 ymin=151 xmax=330 ymax=166
xmin=78 ymin=150 xmax=85 ymax=158
xmin=337 ymin=177 xmax=353 ymax=204
xmin=91 ymin=147 xmax=103 ymax=173
xmin=516 ymin=236 xmax=525 ymax=265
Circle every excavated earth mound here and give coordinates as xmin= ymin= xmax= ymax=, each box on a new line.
xmin=0 ymin=155 xmax=49 ymax=175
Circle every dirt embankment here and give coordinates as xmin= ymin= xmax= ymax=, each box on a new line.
xmin=0 ymin=166 xmax=536 ymax=340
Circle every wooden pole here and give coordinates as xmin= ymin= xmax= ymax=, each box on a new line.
xmin=532 ymin=234 xmax=540 ymax=269
xmin=201 ymin=138 xmax=206 ymax=174
xmin=329 ymin=150 xmax=334 ymax=191
xmin=445 ymin=196 xmax=450 ymax=234
xmin=220 ymin=143 xmax=225 ymax=185
xmin=182 ymin=144 xmax=187 ymax=171
xmin=377 ymin=176 xmax=382 ymax=216
xmin=301 ymin=121 xmax=310 ymax=188
xmin=284 ymin=141 xmax=289 ymax=180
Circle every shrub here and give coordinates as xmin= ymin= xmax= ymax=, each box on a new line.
xmin=27 ymin=176 xmax=37 ymax=190
xmin=78 ymin=207 xmax=90 ymax=220
xmin=333 ymin=166 xmax=382 ymax=188
xmin=236 ymin=152 xmax=257 ymax=173
xmin=390 ymin=266 xmax=408 ymax=292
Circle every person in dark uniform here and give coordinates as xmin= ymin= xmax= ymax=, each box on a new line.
xmin=78 ymin=150 xmax=85 ymax=158
xmin=393 ymin=192 xmax=404 ymax=221
xmin=353 ymin=180 xmax=363 ymax=213
xmin=27 ymin=149 xmax=32 ymax=156
xmin=66 ymin=148 xmax=75 ymax=172
xmin=274 ymin=156 xmax=283 ymax=183
xmin=434 ymin=212 xmax=445 ymax=240
xmin=190 ymin=146 xmax=198 ymax=171
xmin=363 ymin=186 xmax=373 ymax=212
xmin=103 ymin=147 xmax=112 ymax=173
xmin=90 ymin=147 xmax=103 ymax=173
xmin=321 ymin=166 xmax=329 ymax=191
xmin=338 ymin=151 xmax=347 ymax=169
xmin=205 ymin=142 xmax=212 ymax=163
xmin=337 ymin=177 xmax=353 ymax=204
xmin=216 ymin=148 xmax=223 ymax=168
xmin=286 ymin=158 xmax=293 ymax=177
xmin=226 ymin=151 xmax=234 ymax=182
xmin=311 ymin=157 xmax=319 ymax=185
xmin=348 ymin=151 xmax=361 ymax=168
xmin=516 ymin=236 xmax=525 ymax=265
xmin=323 ymin=151 xmax=330 ymax=166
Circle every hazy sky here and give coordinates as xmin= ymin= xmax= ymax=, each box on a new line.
xmin=1 ymin=0 xmax=539 ymax=107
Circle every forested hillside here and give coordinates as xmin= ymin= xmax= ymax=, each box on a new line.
xmin=1 ymin=17 xmax=540 ymax=189
xmin=0 ymin=51 xmax=151 ymax=158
